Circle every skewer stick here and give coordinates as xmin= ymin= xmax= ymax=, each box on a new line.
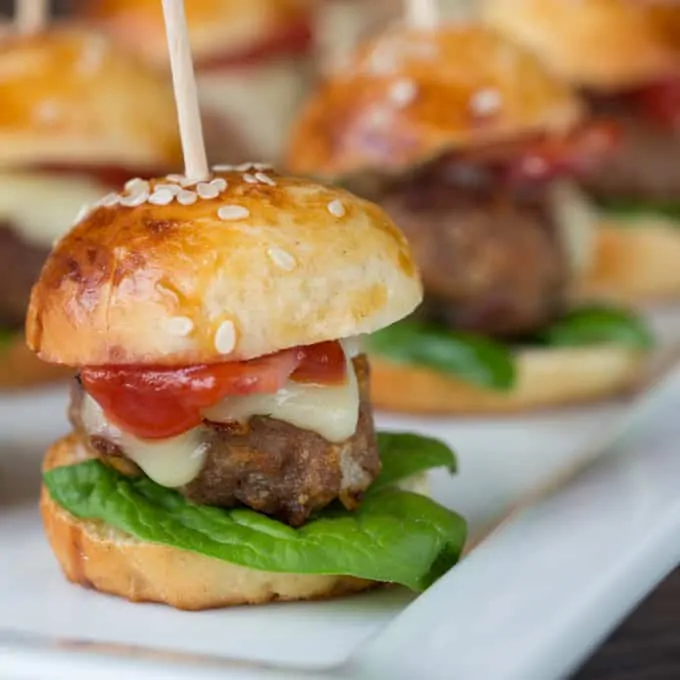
xmin=405 ymin=0 xmax=439 ymax=29
xmin=16 ymin=0 xmax=48 ymax=35
xmin=161 ymin=0 xmax=209 ymax=182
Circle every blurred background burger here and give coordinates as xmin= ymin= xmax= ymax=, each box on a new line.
xmin=288 ymin=19 xmax=653 ymax=413
xmin=0 ymin=22 xmax=181 ymax=388
xmin=483 ymin=0 xmax=680 ymax=303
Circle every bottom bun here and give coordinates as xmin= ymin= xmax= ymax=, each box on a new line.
xmin=370 ymin=345 xmax=645 ymax=414
xmin=579 ymin=218 xmax=680 ymax=303
xmin=1 ymin=334 xmax=72 ymax=389
xmin=41 ymin=435 xmax=376 ymax=610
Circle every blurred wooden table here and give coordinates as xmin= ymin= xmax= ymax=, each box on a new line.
xmin=575 ymin=567 xmax=680 ymax=679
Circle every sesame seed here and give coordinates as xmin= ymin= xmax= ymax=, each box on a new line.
xmin=197 ymin=182 xmax=220 ymax=199
xmin=124 ymin=178 xmax=149 ymax=194
xmin=166 ymin=174 xmax=186 ymax=183
xmin=215 ymin=320 xmax=236 ymax=354
xmin=255 ymin=172 xmax=276 ymax=186
xmin=327 ymin=199 xmax=346 ymax=217
xmin=210 ymin=177 xmax=228 ymax=192
xmin=267 ymin=247 xmax=296 ymax=271
xmin=470 ymin=88 xmax=502 ymax=116
xmin=155 ymin=183 xmax=182 ymax=195
xmin=98 ymin=192 xmax=120 ymax=207
xmin=120 ymin=191 xmax=148 ymax=207
xmin=34 ymin=100 xmax=60 ymax=124
xmin=243 ymin=173 xmax=258 ymax=184
xmin=236 ymin=162 xmax=256 ymax=172
xmin=180 ymin=177 xmax=200 ymax=187
xmin=78 ymin=36 xmax=106 ymax=75
xmin=218 ymin=205 xmax=250 ymax=220
xmin=165 ymin=316 xmax=194 ymax=337
xmin=74 ymin=203 xmax=91 ymax=223
xmin=253 ymin=162 xmax=273 ymax=171
xmin=389 ymin=78 xmax=417 ymax=107
xmin=177 ymin=190 xmax=197 ymax=205
xmin=212 ymin=164 xmax=236 ymax=172
xmin=148 ymin=189 xmax=174 ymax=205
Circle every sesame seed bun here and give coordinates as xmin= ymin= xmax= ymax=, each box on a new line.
xmin=0 ymin=333 xmax=72 ymax=389
xmin=0 ymin=28 xmax=181 ymax=171
xmin=27 ymin=169 xmax=422 ymax=367
xmin=370 ymin=345 xmax=646 ymax=414
xmin=482 ymin=0 xmax=680 ymax=91
xmin=286 ymin=23 xmax=583 ymax=179
xmin=78 ymin=0 xmax=311 ymax=69
xmin=41 ymin=435 xmax=376 ymax=610
xmin=579 ymin=217 xmax=680 ymax=303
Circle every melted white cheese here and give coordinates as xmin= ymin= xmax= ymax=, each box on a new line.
xmin=203 ymin=350 xmax=360 ymax=443
xmin=80 ymin=344 xmax=362 ymax=487
xmin=80 ymin=395 xmax=209 ymax=488
xmin=0 ymin=171 xmax=106 ymax=247
xmin=550 ymin=181 xmax=599 ymax=277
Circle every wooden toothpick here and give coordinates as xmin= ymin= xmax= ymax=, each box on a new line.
xmin=16 ymin=0 xmax=48 ymax=35
xmin=405 ymin=0 xmax=439 ymax=29
xmin=161 ymin=0 xmax=209 ymax=182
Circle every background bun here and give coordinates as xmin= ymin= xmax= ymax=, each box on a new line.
xmin=370 ymin=345 xmax=645 ymax=414
xmin=483 ymin=0 xmax=680 ymax=90
xmin=0 ymin=28 xmax=181 ymax=170
xmin=287 ymin=22 xmax=583 ymax=179
xmin=79 ymin=0 xmax=311 ymax=68
xmin=0 ymin=334 xmax=72 ymax=389
xmin=27 ymin=168 xmax=422 ymax=366
xmin=42 ymin=435 xmax=376 ymax=610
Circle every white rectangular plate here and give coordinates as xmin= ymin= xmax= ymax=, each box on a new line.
xmin=1 ymin=307 xmax=678 ymax=680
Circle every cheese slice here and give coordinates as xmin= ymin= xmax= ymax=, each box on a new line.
xmin=0 ymin=171 xmax=106 ymax=247
xmin=203 ymin=349 xmax=360 ymax=443
xmin=80 ymin=342 xmax=362 ymax=488
xmin=80 ymin=394 xmax=209 ymax=488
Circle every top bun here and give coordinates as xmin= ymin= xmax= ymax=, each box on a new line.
xmin=287 ymin=22 xmax=583 ymax=179
xmin=0 ymin=28 xmax=181 ymax=170
xmin=79 ymin=0 xmax=311 ymax=68
xmin=483 ymin=0 xmax=680 ymax=91
xmin=27 ymin=167 xmax=422 ymax=367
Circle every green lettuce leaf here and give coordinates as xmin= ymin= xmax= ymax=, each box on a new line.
xmin=0 ymin=328 xmax=13 ymax=348
xmin=539 ymin=305 xmax=654 ymax=350
xmin=372 ymin=432 xmax=456 ymax=492
xmin=597 ymin=198 xmax=680 ymax=223
xmin=366 ymin=321 xmax=516 ymax=391
xmin=43 ymin=433 xmax=466 ymax=591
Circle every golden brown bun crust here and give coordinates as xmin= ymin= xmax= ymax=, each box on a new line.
xmin=27 ymin=169 xmax=422 ymax=366
xmin=0 ymin=28 xmax=181 ymax=170
xmin=79 ymin=0 xmax=311 ymax=68
xmin=287 ymin=23 xmax=583 ymax=179
xmin=483 ymin=0 xmax=680 ymax=91
xmin=578 ymin=219 xmax=680 ymax=302
xmin=370 ymin=346 xmax=645 ymax=414
xmin=41 ymin=435 xmax=375 ymax=610
xmin=0 ymin=334 xmax=72 ymax=389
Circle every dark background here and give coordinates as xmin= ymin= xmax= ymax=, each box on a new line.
xmin=1 ymin=0 xmax=679 ymax=678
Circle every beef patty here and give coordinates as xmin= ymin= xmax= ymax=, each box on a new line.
xmin=70 ymin=356 xmax=380 ymax=527
xmin=0 ymin=223 xmax=49 ymax=329
xmin=583 ymin=94 xmax=680 ymax=203
xmin=379 ymin=163 xmax=568 ymax=338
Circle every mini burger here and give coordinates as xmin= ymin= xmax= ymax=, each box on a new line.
xmin=483 ymin=0 xmax=680 ymax=302
xmin=79 ymin=0 xmax=314 ymax=164
xmin=0 ymin=27 xmax=181 ymax=388
xmin=287 ymin=22 xmax=653 ymax=414
xmin=29 ymin=166 xmax=466 ymax=609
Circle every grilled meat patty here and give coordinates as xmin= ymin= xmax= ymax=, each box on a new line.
xmin=0 ymin=224 xmax=49 ymax=329
xmin=70 ymin=356 xmax=380 ymax=527
xmin=379 ymin=164 xmax=568 ymax=337
xmin=584 ymin=95 xmax=680 ymax=203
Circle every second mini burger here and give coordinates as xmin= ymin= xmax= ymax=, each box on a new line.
xmin=288 ymin=21 xmax=653 ymax=413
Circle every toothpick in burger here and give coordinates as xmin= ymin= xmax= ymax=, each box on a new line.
xmin=287 ymin=21 xmax=654 ymax=414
